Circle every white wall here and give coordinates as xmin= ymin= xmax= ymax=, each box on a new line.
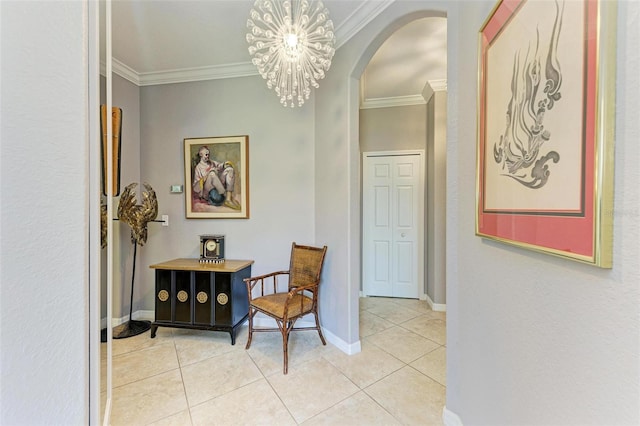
xmin=137 ymin=76 xmax=317 ymax=316
xmin=0 ymin=1 xmax=90 ymax=423
xmin=446 ymin=1 xmax=640 ymax=423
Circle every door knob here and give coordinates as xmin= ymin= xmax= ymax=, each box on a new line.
xmin=401 ymin=233 xmax=406 ymax=237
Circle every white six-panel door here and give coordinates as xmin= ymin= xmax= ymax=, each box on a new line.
xmin=363 ymin=151 xmax=424 ymax=298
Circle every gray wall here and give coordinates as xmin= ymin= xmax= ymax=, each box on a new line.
xmin=315 ymin=0 xmax=452 ymax=349
xmin=102 ymin=74 xmax=142 ymax=320
xmin=3 ymin=1 xmax=639 ymax=424
xmin=359 ymin=100 xmax=447 ymax=307
xmin=360 ymin=104 xmax=426 ymax=152
xmin=316 ymin=0 xmax=640 ymax=423
xmin=137 ymin=76 xmax=317 ymax=318
xmin=112 ymin=75 xmax=142 ymax=319
xmin=0 ymin=1 xmax=90 ymax=423
xmin=426 ymin=90 xmax=447 ymax=306
xmin=447 ymin=1 xmax=640 ymax=423
xmin=359 ymin=104 xmax=429 ymax=297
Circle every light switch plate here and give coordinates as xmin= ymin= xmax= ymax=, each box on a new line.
xmin=170 ymin=185 xmax=183 ymax=193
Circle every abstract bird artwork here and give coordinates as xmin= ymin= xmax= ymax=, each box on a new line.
xmin=117 ymin=182 xmax=158 ymax=246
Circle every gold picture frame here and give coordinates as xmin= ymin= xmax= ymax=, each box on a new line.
xmin=476 ymin=0 xmax=617 ymax=267
xmin=184 ymin=135 xmax=249 ymax=219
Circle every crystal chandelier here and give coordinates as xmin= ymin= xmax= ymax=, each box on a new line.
xmin=246 ymin=0 xmax=336 ymax=108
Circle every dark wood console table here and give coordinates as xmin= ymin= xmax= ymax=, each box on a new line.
xmin=149 ymin=258 xmax=253 ymax=344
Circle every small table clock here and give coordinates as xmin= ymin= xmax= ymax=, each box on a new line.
xmin=200 ymin=234 xmax=225 ymax=263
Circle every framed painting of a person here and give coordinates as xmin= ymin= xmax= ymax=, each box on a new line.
xmin=184 ymin=136 xmax=249 ymax=219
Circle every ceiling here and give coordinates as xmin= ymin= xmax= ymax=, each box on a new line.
xmin=106 ymin=0 xmax=447 ymax=107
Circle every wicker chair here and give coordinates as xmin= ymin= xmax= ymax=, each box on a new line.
xmin=244 ymin=242 xmax=328 ymax=374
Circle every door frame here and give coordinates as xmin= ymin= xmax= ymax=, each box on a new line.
xmin=362 ymin=149 xmax=425 ymax=299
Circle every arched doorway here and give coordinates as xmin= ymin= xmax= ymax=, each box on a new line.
xmin=359 ymin=17 xmax=447 ymax=307
xmin=349 ymin=10 xmax=447 ymax=344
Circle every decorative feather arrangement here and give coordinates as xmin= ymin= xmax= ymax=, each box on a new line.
xmin=117 ymin=182 xmax=158 ymax=246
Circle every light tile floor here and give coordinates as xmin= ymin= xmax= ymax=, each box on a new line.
xmin=102 ymin=297 xmax=446 ymax=425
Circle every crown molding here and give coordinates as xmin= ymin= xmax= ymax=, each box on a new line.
xmin=137 ymin=62 xmax=258 ymax=86
xmin=100 ymin=58 xmax=143 ymax=86
xmin=104 ymin=1 xmax=395 ymax=87
xmin=113 ymin=58 xmax=141 ymax=85
xmin=335 ymin=0 xmax=395 ymax=49
xmin=103 ymin=58 xmax=259 ymax=87
xmin=360 ymin=95 xmax=426 ymax=109
xmin=360 ymin=79 xmax=448 ymax=109
xmin=429 ymin=79 xmax=448 ymax=92
xmin=101 ymin=2 xmax=444 ymax=112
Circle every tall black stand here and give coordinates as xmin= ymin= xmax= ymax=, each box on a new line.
xmin=113 ymin=240 xmax=151 ymax=339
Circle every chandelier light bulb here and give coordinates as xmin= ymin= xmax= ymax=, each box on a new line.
xmin=286 ymin=33 xmax=298 ymax=48
xmin=247 ymin=0 xmax=336 ymax=107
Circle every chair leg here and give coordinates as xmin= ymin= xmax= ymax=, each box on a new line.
xmin=313 ymin=310 xmax=326 ymax=345
xmin=282 ymin=325 xmax=290 ymax=375
xmin=245 ymin=307 xmax=255 ymax=350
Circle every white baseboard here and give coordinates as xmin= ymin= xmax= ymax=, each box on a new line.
xmin=253 ymin=316 xmax=361 ymax=355
xmin=361 ymin=290 xmax=444 ymax=312
xmin=102 ymin=311 xmax=362 ymax=355
xmin=426 ymin=293 xmax=446 ymax=312
xmin=134 ymin=310 xmax=155 ymax=321
xmin=323 ymin=326 xmax=361 ymax=354
xmin=442 ymin=406 xmax=463 ymax=426
xmin=102 ymin=309 xmax=155 ymax=328
xmin=103 ymin=398 xmax=112 ymax=426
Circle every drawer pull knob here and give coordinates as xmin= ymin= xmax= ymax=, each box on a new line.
xmin=217 ymin=293 xmax=229 ymax=305
xmin=158 ymin=290 xmax=169 ymax=302
xmin=177 ymin=290 xmax=189 ymax=303
xmin=197 ymin=291 xmax=209 ymax=303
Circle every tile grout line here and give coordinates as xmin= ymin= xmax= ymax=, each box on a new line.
xmin=110 ymin=298 xmax=445 ymax=425
xmin=174 ymin=338 xmax=196 ymax=426
xmin=258 ymin=359 xmax=303 ymax=425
